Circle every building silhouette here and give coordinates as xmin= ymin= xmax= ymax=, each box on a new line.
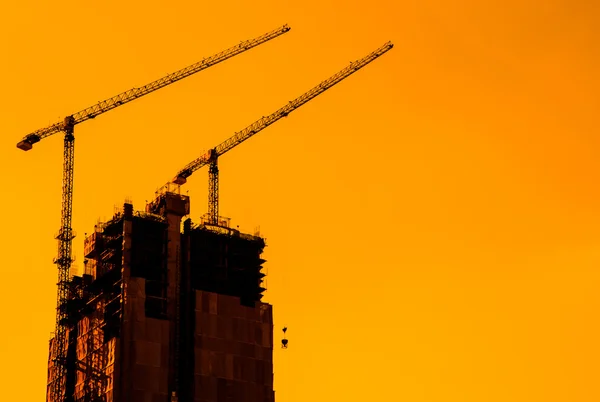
xmin=47 ymin=188 xmax=273 ymax=402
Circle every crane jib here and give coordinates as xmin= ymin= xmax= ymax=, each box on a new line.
xmin=16 ymin=24 xmax=291 ymax=150
xmin=171 ymin=40 xmax=394 ymax=183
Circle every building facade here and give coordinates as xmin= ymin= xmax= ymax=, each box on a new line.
xmin=47 ymin=189 xmax=273 ymax=402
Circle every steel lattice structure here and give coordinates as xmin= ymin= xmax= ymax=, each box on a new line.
xmin=48 ymin=117 xmax=76 ymax=402
xmin=170 ymin=41 xmax=394 ymax=225
xmin=16 ymin=25 xmax=291 ymax=149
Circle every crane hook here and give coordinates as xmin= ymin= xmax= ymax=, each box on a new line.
xmin=281 ymin=327 xmax=288 ymax=349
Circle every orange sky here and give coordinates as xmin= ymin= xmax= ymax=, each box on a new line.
xmin=1 ymin=1 xmax=599 ymax=401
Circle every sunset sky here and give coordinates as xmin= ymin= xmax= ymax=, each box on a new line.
xmin=0 ymin=1 xmax=599 ymax=401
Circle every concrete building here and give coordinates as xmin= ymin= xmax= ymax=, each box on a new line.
xmin=47 ymin=187 xmax=274 ymax=402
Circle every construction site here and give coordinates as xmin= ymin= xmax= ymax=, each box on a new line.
xmin=15 ymin=24 xmax=393 ymax=402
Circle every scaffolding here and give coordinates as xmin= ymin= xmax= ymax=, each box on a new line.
xmin=76 ymin=295 xmax=110 ymax=402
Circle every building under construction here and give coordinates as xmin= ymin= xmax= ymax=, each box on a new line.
xmin=48 ymin=189 xmax=274 ymax=402
xmin=21 ymin=29 xmax=393 ymax=401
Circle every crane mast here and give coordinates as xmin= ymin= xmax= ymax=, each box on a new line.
xmin=16 ymin=25 xmax=290 ymax=402
xmin=169 ymin=41 xmax=393 ymax=225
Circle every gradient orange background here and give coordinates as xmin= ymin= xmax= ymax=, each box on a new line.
xmin=1 ymin=1 xmax=599 ymax=401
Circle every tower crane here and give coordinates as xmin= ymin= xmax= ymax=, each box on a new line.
xmin=167 ymin=41 xmax=393 ymax=224
xmin=15 ymin=24 xmax=290 ymax=402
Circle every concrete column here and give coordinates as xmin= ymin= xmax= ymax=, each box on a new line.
xmin=116 ymin=203 xmax=133 ymax=402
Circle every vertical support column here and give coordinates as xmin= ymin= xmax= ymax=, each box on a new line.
xmin=165 ymin=198 xmax=187 ymax=400
xmin=179 ymin=219 xmax=194 ymax=401
xmin=49 ymin=116 xmax=76 ymax=402
xmin=116 ymin=203 xmax=134 ymax=402
xmin=148 ymin=192 xmax=190 ymax=401
xmin=208 ymin=151 xmax=219 ymax=225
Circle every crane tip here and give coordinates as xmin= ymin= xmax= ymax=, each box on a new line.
xmin=17 ymin=140 xmax=33 ymax=151
xmin=17 ymin=134 xmax=41 ymax=150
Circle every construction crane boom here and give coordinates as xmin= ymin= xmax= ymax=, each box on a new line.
xmin=162 ymin=41 xmax=393 ymax=226
xmin=16 ymin=24 xmax=291 ymax=151
xmin=16 ymin=25 xmax=290 ymax=402
xmin=173 ymin=41 xmax=393 ymax=185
